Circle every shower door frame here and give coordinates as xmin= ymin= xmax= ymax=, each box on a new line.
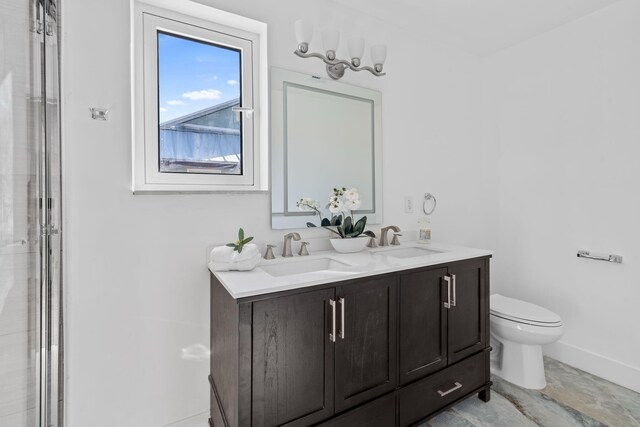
xmin=32 ymin=0 xmax=63 ymax=425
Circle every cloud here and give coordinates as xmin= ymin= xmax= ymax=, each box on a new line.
xmin=159 ymin=107 xmax=168 ymax=112
xmin=195 ymin=55 xmax=214 ymax=63
xmin=182 ymin=89 xmax=222 ymax=101
xmin=227 ymin=80 xmax=238 ymax=86
xmin=166 ymin=100 xmax=185 ymax=106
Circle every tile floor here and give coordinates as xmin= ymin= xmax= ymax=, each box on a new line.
xmin=198 ymin=357 xmax=639 ymax=427
xmin=425 ymin=357 xmax=640 ymax=427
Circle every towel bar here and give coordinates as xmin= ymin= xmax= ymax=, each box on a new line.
xmin=577 ymin=250 xmax=622 ymax=264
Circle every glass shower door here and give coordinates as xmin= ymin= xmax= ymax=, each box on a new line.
xmin=0 ymin=0 xmax=62 ymax=425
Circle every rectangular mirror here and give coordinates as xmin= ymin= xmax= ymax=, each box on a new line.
xmin=271 ymin=68 xmax=383 ymax=229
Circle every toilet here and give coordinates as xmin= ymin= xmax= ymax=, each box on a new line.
xmin=489 ymin=294 xmax=564 ymax=389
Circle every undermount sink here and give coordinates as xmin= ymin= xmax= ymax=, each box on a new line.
xmin=260 ymin=257 xmax=353 ymax=277
xmin=372 ymin=246 xmax=443 ymax=259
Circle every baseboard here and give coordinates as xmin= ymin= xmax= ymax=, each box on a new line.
xmin=544 ymin=340 xmax=640 ymax=393
xmin=163 ymin=411 xmax=209 ymax=427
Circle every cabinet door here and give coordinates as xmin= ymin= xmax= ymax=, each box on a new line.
xmin=252 ymin=288 xmax=335 ymax=427
xmin=447 ymin=259 xmax=488 ymax=364
xmin=399 ymin=268 xmax=448 ymax=385
xmin=335 ymin=277 xmax=398 ymax=413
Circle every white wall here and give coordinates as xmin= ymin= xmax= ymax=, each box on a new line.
xmin=482 ymin=0 xmax=640 ymax=392
xmin=62 ymin=0 xmax=488 ymax=425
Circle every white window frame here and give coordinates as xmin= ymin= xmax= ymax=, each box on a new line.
xmin=132 ymin=0 xmax=268 ymax=193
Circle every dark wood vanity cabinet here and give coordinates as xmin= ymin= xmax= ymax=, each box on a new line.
xmin=397 ymin=258 xmax=490 ymax=425
xmin=210 ymin=257 xmax=491 ymax=427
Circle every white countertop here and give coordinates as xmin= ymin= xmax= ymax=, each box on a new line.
xmin=209 ymin=241 xmax=492 ymax=300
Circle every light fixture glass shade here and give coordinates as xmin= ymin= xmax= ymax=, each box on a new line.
xmin=294 ymin=19 xmax=314 ymax=45
xmin=348 ymin=37 xmax=365 ymax=60
xmin=322 ymin=28 xmax=340 ymax=53
xmin=370 ymin=44 xmax=388 ymax=65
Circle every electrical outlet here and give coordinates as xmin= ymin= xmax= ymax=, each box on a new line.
xmin=404 ymin=196 xmax=414 ymax=213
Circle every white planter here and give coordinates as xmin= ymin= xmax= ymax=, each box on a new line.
xmin=209 ymin=244 xmax=262 ymax=271
xmin=329 ymin=237 xmax=368 ymax=253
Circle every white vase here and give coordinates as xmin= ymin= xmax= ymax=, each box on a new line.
xmin=329 ymin=237 xmax=368 ymax=253
xmin=209 ymin=243 xmax=262 ymax=271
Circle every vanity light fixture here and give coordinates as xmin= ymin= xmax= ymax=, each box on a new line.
xmin=294 ymin=19 xmax=387 ymax=80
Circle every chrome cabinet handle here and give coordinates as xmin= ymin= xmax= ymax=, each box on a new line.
xmin=443 ymin=276 xmax=451 ymax=309
xmin=329 ymin=299 xmax=337 ymax=342
xmin=451 ymin=274 xmax=457 ymax=307
xmin=339 ymin=298 xmax=345 ymax=339
xmin=437 ymin=382 xmax=462 ymax=397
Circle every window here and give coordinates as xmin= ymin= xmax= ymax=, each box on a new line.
xmin=158 ymin=32 xmax=242 ymax=175
xmin=132 ymin=1 xmax=268 ymax=192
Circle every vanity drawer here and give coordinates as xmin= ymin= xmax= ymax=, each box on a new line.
xmin=398 ymin=352 xmax=487 ymax=426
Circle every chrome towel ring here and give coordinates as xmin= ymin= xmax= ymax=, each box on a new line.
xmin=423 ymin=193 xmax=437 ymax=215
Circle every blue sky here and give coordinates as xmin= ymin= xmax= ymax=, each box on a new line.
xmin=158 ymin=32 xmax=241 ymax=123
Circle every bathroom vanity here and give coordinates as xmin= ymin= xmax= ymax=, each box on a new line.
xmin=208 ymin=244 xmax=492 ymax=426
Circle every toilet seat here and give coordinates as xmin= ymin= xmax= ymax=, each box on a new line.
xmin=490 ymin=312 xmax=562 ymax=327
xmin=490 ymin=294 xmax=562 ymax=327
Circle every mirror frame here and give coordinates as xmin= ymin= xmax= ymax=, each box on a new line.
xmin=270 ymin=67 xmax=383 ymax=229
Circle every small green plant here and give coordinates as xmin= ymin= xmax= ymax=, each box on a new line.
xmin=226 ymin=228 xmax=254 ymax=253
xmin=333 ymin=215 xmax=376 ymax=239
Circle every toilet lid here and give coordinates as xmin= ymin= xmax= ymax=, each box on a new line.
xmin=490 ymin=294 xmax=562 ymax=325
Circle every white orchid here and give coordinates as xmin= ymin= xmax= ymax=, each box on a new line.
xmin=344 ymin=188 xmax=359 ymax=201
xmin=299 ymin=187 xmax=374 ymax=239
xmin=296 ymin=197 xmax=320 ymax=211
xmin=345 ymin=198 xmax=361 ymax=212
xmin=329 ymin=197 xmax=344 ymax=214
xmin=328 ymin=187 xmax=361 ymax=216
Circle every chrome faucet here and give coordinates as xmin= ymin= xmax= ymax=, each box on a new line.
xmin=379 ymin=225 xmax=401 ymax=246
xmin=298 ymin=241 xmax=310 ymax=256
xmin=391 ymin=233 xmax=402 ymax=245
xmin=263 ymin=244 xmax=276 ymax=260
xmin=282 ymin=232 xmax=301 ymax=257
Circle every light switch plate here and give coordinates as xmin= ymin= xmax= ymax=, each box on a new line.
xmin=404 ymin=196 xmax=414 ymax=213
